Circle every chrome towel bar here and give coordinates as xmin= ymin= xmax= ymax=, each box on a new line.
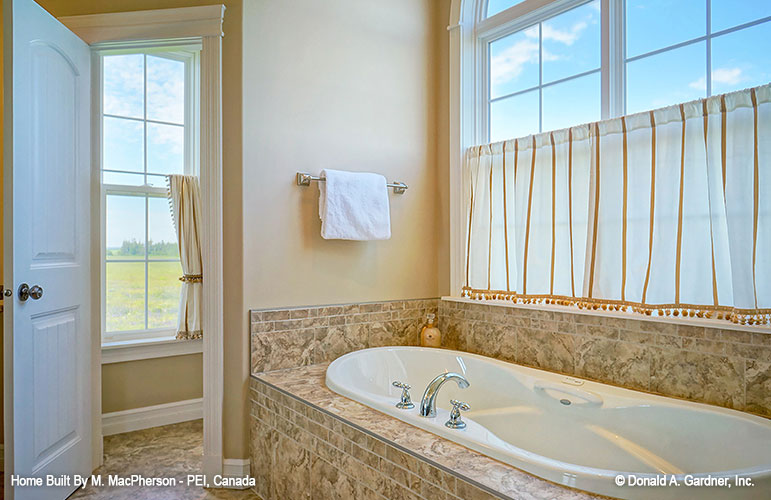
xmin=296 ymin=172 xmax=408 ymax=194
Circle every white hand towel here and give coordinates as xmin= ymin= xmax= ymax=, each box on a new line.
xmin=318 ymin=169 xmax=391 ymax=240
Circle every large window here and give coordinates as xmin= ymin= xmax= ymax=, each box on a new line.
xmin=100 ymin=46 xmax=199 ymax=343
xmin=481 ymin=0 xmax=771 ymax=142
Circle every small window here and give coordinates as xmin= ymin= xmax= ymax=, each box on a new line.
xmin=488 ymin=0 xmax=600 ymax=141
xmin=101 ymin=46 xmax=200 ymax=343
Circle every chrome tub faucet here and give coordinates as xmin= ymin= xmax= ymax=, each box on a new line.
xmin=419 ymin=372 xmax=470 ymax=418
xmin=445 ymin=399 xmax=471 ymax=429
xmin=392 ymin=381 xmax=414 ymax=409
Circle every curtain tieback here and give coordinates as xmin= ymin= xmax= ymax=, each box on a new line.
xmin=179 ymin=274 xmax=203 ymax=283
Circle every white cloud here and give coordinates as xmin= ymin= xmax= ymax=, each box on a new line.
xmin=541 ymin=21 xmax=588 ymax=46
xmin=713 ymin=67 xmax=743 ymax=85
xmin=149 ymin=123 xmax=184 ymax=156
xmin=102 ymin=54 xmax=185 ymax=124
xmin=103 ymin=55 xmax=144 ymax=117
xmin=491 ymin=18 xmax=590 ymax=89
xmin=146 ymin=56 xmax=185 ymax=124
xmin=689 ymin=76 xmax=707 ymax=92
xmin=688 ymin=67 xmax=744 ymax=91
xmin=491 ymin=37 xmax=539 ymax=87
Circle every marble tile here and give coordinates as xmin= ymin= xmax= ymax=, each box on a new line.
xmin=575 ymin=338 xmax=650 ymax=390
xmin=370 ymin=320 xmax=420 ymax=348
xmin=516 ymin=328 xmax=574 ymax=374
xmin=455 ymin=480 xmax=503 ymax=500
xmin=745 ymin=360 xmax=771 ymax=415
xmin=314 ymin=325 xmax=366 ymax=363
xmin=251 ymin=299 xmax=437 ymax=375
xmin=251 ymin=329 xmax=315 ymax=372
xmin=650 ymin=349 xmax=744 ymax=409
xmin=752 ymin=332 xmax=771 ymax=345
xmin=71 ymin=420 xmax=258 ymax=500
xmin=272 ymin=434 xmax=310 ymax=500
xmin=249 ymin=416 xmax=276 ymax=500
xmin=681 ymin=337 xmax=726 ymax=355
xmin=725 ymin=342 xmax=771 ymax=363
xmin=440 ymin=319 xmax=469 ymax=352
xmin=468 ymin=322 xmax=517 ymax=362
xmin=310 ymin=456 xmax=357 ymax=500
xmin=718 ymin=329 xmax=752 ymax=343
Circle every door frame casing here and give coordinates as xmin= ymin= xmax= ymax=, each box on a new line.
xmin=3 ymin=0 xmax=16 ymax=488
xmin=59 ymin=5 xmax=226 ymax=478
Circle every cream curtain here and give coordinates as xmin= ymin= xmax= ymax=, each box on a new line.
xmin=167 ymin=175 xmax=203 ymax=339
xmin=464 ymin=83 xmax=771 ymax=325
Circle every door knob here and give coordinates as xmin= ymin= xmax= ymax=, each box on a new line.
xmin=18 ymin=283 xmax=43 ymax=301
xmin=29 ymin=285 xmax=44 ymax=300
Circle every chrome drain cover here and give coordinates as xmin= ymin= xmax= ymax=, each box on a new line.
xmin=560 ymin=399 xmax=571 ymax=406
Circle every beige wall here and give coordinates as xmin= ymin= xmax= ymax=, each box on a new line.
xmin=102 ymin=354 xmax=203 ymax=413
xmin=35 ymin=0 xmax=243 ymax=444
xmin=240 ymin=0 xmax=450 ymax=456
xmin=242 ymin=0 xmax=443 ymax=307
xmin=435 ymin=0 xmax=451 ymax=297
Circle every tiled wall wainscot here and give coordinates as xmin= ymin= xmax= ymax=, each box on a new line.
xmin=250 ymin=299 xmax=438 ymax=373
xmin=439 ymin=299 xmax=771 ymax=417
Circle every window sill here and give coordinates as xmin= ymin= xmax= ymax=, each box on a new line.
xmin=441 ymin=296 xmax=771 ymax=334
xmin=102 ymin=336 xmax=203 ymax=364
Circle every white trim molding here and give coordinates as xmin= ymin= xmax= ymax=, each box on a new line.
xmin=102 ymin=338 xmax=203 ymax=364
xmin=102 ymin=398 xmax=203 ymax=436
xmin=59 ymin=4 xmax=226 ymax=483
xmin=59 ymin=5 xmax=225 ymax=44
xmin=200 ymin=33 xmax=225 ymax=482
xmin=448 ymin=0 xmax=479 ymax=296
xmin=221 ymin=459 xmax=252 ymax=489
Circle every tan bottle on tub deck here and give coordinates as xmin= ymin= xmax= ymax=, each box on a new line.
xmin=420 ymin=313 xmax=441 ymax=348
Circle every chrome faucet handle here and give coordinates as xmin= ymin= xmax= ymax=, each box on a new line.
xmin=392 ymin=381 xmax=414 ymax=410
xmin=445 ymin=399 xmax=471 ymax=429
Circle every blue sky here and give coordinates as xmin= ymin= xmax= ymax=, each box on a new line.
xmin=103 ymin=53 xmax=185 ymax=248
xmin=488 ymin=0 xmax=771 ymax=141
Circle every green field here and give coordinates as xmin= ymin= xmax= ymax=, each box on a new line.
xmin=106 ymin=243 xmax=182 ymax=332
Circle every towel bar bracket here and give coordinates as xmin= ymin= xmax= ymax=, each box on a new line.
xmin=296 ymin=172 xmax=407 ymax=194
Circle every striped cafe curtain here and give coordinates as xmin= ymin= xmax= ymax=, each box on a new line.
xmin=463 ymin=83 xmax=771 ymax=325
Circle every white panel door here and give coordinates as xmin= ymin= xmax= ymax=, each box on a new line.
xmin=8 ymin=0 xmax=92 ymax=498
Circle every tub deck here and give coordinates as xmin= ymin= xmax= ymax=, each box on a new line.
xmin=250 ymin=363 xmax=605 ymax=500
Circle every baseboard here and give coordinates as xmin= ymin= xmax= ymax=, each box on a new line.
xmin=221 ymin=458 xmax=251 ymax=489
xmin=102 ymin=398 xmax=203 ymax=436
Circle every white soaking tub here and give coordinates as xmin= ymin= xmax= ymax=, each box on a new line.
xmin=325 ymin=346 xmax=771 ymax=499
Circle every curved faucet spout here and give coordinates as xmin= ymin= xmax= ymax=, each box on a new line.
xmin=419 ymin=372 xmax=470 ymax=418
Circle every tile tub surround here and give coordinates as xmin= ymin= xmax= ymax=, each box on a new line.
xmin=249 ymin=365 xmax=604 ymax=500
xmin=250 ymin=299 xmax=438 ymax=373
xmin=438 ymin=298 xmax=771 ymax=418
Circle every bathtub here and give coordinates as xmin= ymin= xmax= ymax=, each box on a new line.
xmin=325 ymin=346 xmax=771 ymax=499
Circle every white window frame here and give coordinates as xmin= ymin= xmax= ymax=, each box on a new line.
xmin=476 ymin=0 xmax=624 ymax=144
xmin=97 ymin=42 xmax=201 ymax=345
